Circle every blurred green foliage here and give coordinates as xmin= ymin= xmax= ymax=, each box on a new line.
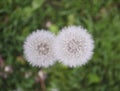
xmin=0 ymin=0 xmax=120 ymax=91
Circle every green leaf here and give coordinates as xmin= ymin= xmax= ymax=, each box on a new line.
xmin=67 ymin=14 xmax=75 ymax=25
xmin=22 ymin=6 xmax=33 ymax=19
xmin=87 ymin=74 xmax=101 ymax=84
xmin=32 ymin=0 xmax=45 ymax=10
xmin=49 ymin=24 xmax=59 ymax=34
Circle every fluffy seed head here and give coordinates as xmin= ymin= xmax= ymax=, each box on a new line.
xmin=54 ymin=26 xmax=94 ymax=67
xmin=23 ymin=30 xmax=56 ymax=67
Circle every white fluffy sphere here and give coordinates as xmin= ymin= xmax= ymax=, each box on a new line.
xmin=23 ymin=30 xmax=56 ymax=67
xmin=54 ymin=26 xmax=94 ymax=67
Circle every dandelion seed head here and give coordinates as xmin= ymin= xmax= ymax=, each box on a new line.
xmin=23 ymin=30 xmax=56 ymax=67
xmin=54 ymin=26 xmax=94 ymax=67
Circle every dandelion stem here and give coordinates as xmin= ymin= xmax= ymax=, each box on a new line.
xmin=39 ymin=76 xmax=46 ymax=91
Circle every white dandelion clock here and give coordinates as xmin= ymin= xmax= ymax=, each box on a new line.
xmin=54 ymin=26 xmax=94 ymax=67
xmin=23 ymin=30 xmax=56 ymax=67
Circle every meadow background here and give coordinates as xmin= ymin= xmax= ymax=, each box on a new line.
xmin=0 ymin=0 xmax=120 ymax=91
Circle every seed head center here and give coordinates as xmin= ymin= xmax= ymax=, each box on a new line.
xmin=67 ymin=39 xmax=83 ymax=54
xmin=37 ymin=43 xmax=49 ymax=55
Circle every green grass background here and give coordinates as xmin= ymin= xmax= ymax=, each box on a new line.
xmin=0 ymin=0 xmax=120 ymax=91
